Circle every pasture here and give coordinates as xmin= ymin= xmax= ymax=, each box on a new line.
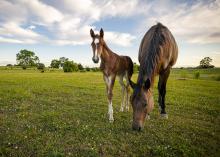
xmin=0 ymin=68 xmax=219 ymax=156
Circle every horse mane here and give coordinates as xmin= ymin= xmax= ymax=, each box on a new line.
xmin=138 ymin=22 xmax=166 ymax=85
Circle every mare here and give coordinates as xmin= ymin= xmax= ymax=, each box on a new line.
xmin=129 ymin=23 xmax=178 ymax=131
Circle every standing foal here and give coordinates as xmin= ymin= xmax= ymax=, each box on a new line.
xmin=90 ymin=28 xmax=133 ymax=122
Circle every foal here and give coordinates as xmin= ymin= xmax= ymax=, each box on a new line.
xmin=90 ymin=28 xmax=133 ymax=122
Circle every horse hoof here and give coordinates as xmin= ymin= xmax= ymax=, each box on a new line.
xmin=146 ymin=114 xmax=150 ymax=120
xmin=109 ymin=119 xmax=114 ymax=123
xmin=160 ymin=114 xmax=168 ymax=119
xmin=125 ymin=107 xmax=129 ymax=112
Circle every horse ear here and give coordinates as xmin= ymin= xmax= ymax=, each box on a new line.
xmin=90 ymin=29 xmax=95 ymax=38
xmin=129 ymin=79 xmax=136 ymax=89
xmin=100 ymin=28 xmax=104 ymax=38
xmin=143 ymin=78 xmax=151 ymax=90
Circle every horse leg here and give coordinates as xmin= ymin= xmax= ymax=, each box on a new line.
xmin=125 ymin=73 xmax=130 ymax=111
xmin=104 ymin=74 xmax=116 ymax=122
xmin=158 ymin=68 xmax=170 ymax=119
xmin=119 ymin=76 xmax=125 ymax=112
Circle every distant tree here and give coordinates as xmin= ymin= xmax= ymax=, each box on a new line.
xmin=91 ymin=67 xmax=100 ymax=72
xmin=59 ymin=57 xmax=69 ymax=67
xmin=78 ymin=63 xmax=84 ymax=71
xmin=6 ymin=64 xmax=12 ymax=67
xmin=6 ymin=64 xmax=13 ymax=69
xmin=85 ymin=66 xmax=90 ymax=71
xmin=37 ymin=63 xmax=45 ymax=72
xmin=199 ymin=57 xmax=214 ymax=68
xmin=16 ymin=49 xmax=39 ymax=69
xmin=63 ymin=60 xmax=78 ymax=72
xmin=50 ymin=59 xmax=61 ymax=68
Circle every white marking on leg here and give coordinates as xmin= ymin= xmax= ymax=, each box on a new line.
xmin=107 ymin=76 xmax=111 ymax=88
xmin=108 ymin=102 xmax=114 ymax=122
xmin=125 ymin=72 xmax=130 ymax=111
xmin=146 ymin=114 xmax=150 ymax=120
xmin=119 ymin=76 xmax=125 ymax=112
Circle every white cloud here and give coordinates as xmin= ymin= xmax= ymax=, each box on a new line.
xmin=0 ymin=22 xmax=44 ymax=44
xmin=104 ymin=31 xmax=136 ymax=47
xmin=28 ymin=25 xmax=36 ymax=30
xmin=140 ymin=0 xmax=220 ymax=44
xmin=20 ymin=0 xmax=63 ymax=25
xmin=0 ymin=36 xmax=23 ymax=44
xmin=0 ymin=0 xmax=219 ymax=46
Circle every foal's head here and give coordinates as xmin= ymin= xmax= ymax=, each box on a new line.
xmin=130 ymin=79 xmax=154 ymax=131
xmin=90 ymin=28 xmax=105 ymax=63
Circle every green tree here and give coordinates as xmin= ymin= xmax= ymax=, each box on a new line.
xmin=63 ymin=61 xmax=78 ymax=72
xmin=50 ymin=59 xmax=61 ymax=68
xmin=37 ymin=63 xmax=45 ymax=72
xmin=16 ymin=49 xmax=39 ymax=69
xmin=59 ymin=57 xmax=69 ymax=67
xmin=78 ymin=63 xmax=84 ymax=71
xmin=199 ymin=57 xmax=214 ymax=68
xmin=85 ymin=66 xmax=90 ymax=71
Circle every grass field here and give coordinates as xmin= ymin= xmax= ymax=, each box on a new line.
xmin=0 ymin=68 xmax=219 ymax=156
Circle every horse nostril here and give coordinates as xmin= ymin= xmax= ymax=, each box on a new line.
xmin=138 ymin=127 xmax=141 ymax=131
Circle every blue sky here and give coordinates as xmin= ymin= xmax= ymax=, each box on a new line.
xmin=0 ymin=0 xmax=220 ymax=67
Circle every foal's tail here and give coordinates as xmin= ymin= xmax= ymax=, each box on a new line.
xmin=126 ymin=56 xmax=133 ymax=80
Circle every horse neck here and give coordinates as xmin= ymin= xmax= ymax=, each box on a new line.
xmin=137 ymin=69 xmax=155 ymax=89
xmin=100 ymin=42 xmax=114 ymax=62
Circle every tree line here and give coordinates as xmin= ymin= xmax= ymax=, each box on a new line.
xmin=7 ymin=49 xmax=215 ymax=72
xmin=14 ymin=49 xmax=102 ymax=72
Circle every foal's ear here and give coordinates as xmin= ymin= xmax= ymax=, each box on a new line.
xmin=90 ymin=29 xmax=95 ymax=38
xmin=100 ymin=28 xmax=104 ymax=38
xmin=129 ymin=79 xmax=137 ymax=89
xmin=143 ymin=78 xmax=151 ymax=90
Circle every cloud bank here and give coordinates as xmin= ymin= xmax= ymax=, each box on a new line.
xmin=0 ymin=0 xmax=219 ymax=46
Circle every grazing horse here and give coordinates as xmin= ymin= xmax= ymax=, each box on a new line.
xmin=90 ymin=28 xmax=133 ymax=122
xmin=129 ymin=23 xmax=178 ymax=131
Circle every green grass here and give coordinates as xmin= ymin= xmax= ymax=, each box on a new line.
xmin=0 ymin=69 xmax=219 ymax=156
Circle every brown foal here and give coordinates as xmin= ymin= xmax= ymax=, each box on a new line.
xmin=90 ymin=28 xmax=133 ymax=122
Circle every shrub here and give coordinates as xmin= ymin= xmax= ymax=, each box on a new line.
xmin=215 ymin=75 xmax=220 ymax=81
xmin=37 ymin=63 xmax=45 ymax=72
xmin=194 ymin=71 xmax=200 ymax=79
xmin=22 ymin=65 xmax=27 ymax=70
xmin=85 ymin=67 xmax=90 ymax=71
xmin=63 ymin=61 xmax=78 ymax=72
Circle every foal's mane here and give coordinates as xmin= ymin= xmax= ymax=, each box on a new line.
xmin=138 ymin=23 xmax=166 ymax=85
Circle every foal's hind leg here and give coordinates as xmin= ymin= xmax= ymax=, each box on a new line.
xmin=125 ymin=73 xmax=130 ymax=111
xmin=119 ymin=76 xmax=126 ymax=112
xmin=158 ymin=68 xmax=170 ymax=119
xmin=104 ymin=74 xmax=116 ymax=122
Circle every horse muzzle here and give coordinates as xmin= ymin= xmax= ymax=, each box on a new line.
xmin=92 ymin=57 xmax=99 ymax=63
xmin=132 ymin=122 xmax=143 ymax=131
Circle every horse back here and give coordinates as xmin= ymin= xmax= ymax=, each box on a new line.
xmin=138 ymin=23 xmax=178 ymax=72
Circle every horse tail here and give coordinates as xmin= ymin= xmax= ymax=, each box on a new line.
xmin=127 ymin=56 xmax=133 ymax=79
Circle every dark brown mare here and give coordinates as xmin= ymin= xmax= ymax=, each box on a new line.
xmin=129 ymin=23 xmax=178 ymax=131
xmin=90 ymin=28 xmax=133 ymax=122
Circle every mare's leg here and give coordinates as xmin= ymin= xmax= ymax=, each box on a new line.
xmin=119 ymin=76 xmax=125 ymax=112
xmin=104 ymin=74 xmax=116 ymax=122
xmin=158 ymin=68 xmax=170 ymax=119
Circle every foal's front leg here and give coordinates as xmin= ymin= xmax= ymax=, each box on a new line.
xmin=104 ymin=74 xmax=116 ymax=122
